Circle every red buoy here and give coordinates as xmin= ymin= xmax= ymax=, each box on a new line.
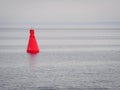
xmin=27 ymin=29 xmax=40 ymax=54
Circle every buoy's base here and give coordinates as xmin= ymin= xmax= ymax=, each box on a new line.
xmin=27 ymin=50 xmax=39 ymax=54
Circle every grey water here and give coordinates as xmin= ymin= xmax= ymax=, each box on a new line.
xmin=0 ymin=28 xmax=120 ymax=90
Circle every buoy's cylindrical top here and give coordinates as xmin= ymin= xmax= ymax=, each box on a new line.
xmin=30 ymin=29 xmax=34 ymax=34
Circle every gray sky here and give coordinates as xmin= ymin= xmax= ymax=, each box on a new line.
xmin=0 ymin=0 xmax=120 ymax=24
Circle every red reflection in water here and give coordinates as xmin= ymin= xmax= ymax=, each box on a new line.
xmin=28 ymin=53 xmax=38 ymax=71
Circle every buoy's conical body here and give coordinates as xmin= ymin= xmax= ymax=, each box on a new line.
xmin=27 ymin=29 xmax=39 ymax=54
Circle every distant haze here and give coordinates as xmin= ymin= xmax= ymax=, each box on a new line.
xmin=0 ymin=0 xmax=120 ymax=26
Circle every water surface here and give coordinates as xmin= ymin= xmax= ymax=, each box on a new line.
xmin=0 ymin=28 xmax=120 ymax=90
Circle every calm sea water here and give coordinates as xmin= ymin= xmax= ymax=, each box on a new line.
xmin=0 ymin=28 xmax=120 ymax=90
xmin=0 ymin=28 xmax=120 ymax=52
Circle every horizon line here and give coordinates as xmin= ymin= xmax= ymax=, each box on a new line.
xmin=0 ymin=27 xmax=120 ymax=30
xmin=0 ymin=21 xmax=120 ymax=25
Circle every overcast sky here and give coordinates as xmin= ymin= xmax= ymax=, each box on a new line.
xmin=0 ymin=0 xmax=120 ymax=25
